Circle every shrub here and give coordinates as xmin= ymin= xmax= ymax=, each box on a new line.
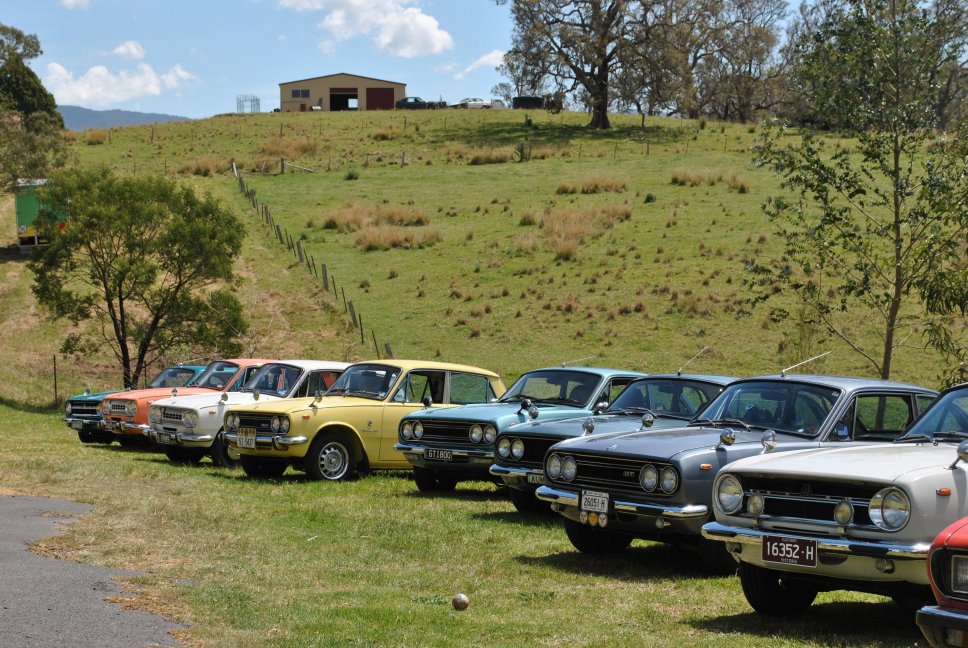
xmin=469 ymin=149 xmax=512 ymax=165
xmin=261 ymin=136 xmax=318 ymax=158
xmin=371 ymin=128 xmax=394 ymax=141
xmin=85 ymin=129 xmax=108 ymax=145
xmin=345 ymin=169 xmax=360 ymax=181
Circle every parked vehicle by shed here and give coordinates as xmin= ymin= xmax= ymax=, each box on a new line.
xmin=15 ymin=180 xmax=63 ymax=252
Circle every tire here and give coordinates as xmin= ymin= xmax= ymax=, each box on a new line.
xmin=699 ymin=538 xmax=738 ymax=574
xmin=240 ymin=455 xmax=287 ymax=478
xmin=209 ymin=434 xmax=240 ymax=468
xmin=164 ymin=447 xmax=206 ymax=464
xmin=93 ymin=432 xmax=114 ymax=444
xmin=739 ymin=562 xmax=818 ymax=615
xmin=563 ymin=518 xmax=632 ymax=554
xmin=77 ymin=429 xmax=95 ymax=444
xmin=117 ymin=436 xmax=145 ymax=448
xmin=304 ymin=433 xmax=356 ymax=481
xmin=508 ymin=487 xmax=549 ymax=514
xmin=412 ymin=467 xmax=458 ymax=492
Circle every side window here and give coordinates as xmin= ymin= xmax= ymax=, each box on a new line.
xmin=394 ymin=371 xmax=445 ymax=404
xmin=679 ymin=387 xmax=709 ymax=415
xmin=451 ymin=373 xmax=494 ymax=404
xmin=853 ymin=394 xmax=915 ymax=440
xmin=605 ymin=378 xmax=634 ymax=404
xmin=917 ymin=394 xmax=937 ymax=415
xmin=793 ymin=391 xmax=828 ymax=431
xmin=227 ymin=367 xmax=258 ymax=392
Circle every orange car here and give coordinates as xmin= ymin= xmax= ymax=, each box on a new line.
xmin=101 ymin=359 xmax=270 ymax=445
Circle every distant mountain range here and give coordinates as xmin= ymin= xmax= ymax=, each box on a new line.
xmin=58 ymin=105 xmax=192 ymax=131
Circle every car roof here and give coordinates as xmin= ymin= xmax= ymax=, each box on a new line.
xmin=270 ymin=360 xmax=351 ymax=371
xmin=523 ymin=366 xmax=647 ymax=377
xmin=347 ymin=359 xmax=500 ymax=378
xmin=732 ymin=373 xmax=937 ymax=394
xmin=633 ymin=373 xmax=739 ymax=385
xmin=221 ymin=358 xmax=275 ymax=367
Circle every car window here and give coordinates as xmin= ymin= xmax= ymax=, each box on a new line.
xmin=295 ymin=370 xmax=340 ymax=398
xmin=854 ymin=394 xmax=914 ymax=439
xmin=451 ymin=372 xmax=494 ymax=405
xmin=329 ymin=364 xmax=400 ymax=400
xmin=605 ymin=378 xmax=635 ymax=404
xmin=702 ymin=381 xmax=839 ymax=435
xmin=500 ymin=370 xmax=601 ymax=407
xmin=228 ymin=366 xmax=261 ymax=392
xmin=148 ymin=367 xmax=198 ymax=388
xmin=393 ymin=371 xmax=445 ymax=403
xmin=917 ymin=394 xmax=937 ymax=415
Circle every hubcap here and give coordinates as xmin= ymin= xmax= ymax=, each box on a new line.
xmin=319 ymin=443 xmax=348 ymax=479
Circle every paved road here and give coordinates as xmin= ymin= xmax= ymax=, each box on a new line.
xmin=0 ymin=494 xmax=183 ymax=647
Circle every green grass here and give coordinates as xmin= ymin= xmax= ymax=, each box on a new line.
xmin=1 ymin=406 xmax=924 ymax=647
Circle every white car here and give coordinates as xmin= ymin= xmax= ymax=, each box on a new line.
xmin=147 ymin=360 xmax=348 ymax=466
xmin=702 ymin=382 xmax=968 ymax=615
xmin=454 ymin=97 xmax=488 ymax=109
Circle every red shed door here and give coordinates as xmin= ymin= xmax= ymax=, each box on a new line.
xmin=366 ymin=87 xmax=394 ymax=111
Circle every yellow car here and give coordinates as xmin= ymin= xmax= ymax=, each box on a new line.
xmin=222 ymin=360 xmax=505 ymax=480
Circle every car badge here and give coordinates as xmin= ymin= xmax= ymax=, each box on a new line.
xmin=607 ymin=444 xmax=619 ymax=452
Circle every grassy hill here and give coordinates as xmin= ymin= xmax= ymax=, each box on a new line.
xmin=1 ymin=108 xmax=955 ymax=405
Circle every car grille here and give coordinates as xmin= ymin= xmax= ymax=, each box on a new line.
xmin=556 ymin=452 xmax=675 ymax=496
xmin=237 ymin=413 xmax=274 ymax=434
xmin=69 ymin=401 xmax=100 ymax=417
xmin=415 ymin=420 xmax=479 ymax=447
xmin=497 ymin=435 xmax=556 ymax=468
xmin=741 ymin=476 xmax=879 ymax=528
xmin=109 ymin=401 xmax=129 ymax=413
xmin=161 ymin=408 xmax=184 ymax=423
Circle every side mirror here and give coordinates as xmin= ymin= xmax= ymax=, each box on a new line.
xmin=171 ymin=387 xmax=178 ymax=398
xmin=422 ymin=395 xmax=433 ymax=408
xmin=314 ymin=390 xmax=323 ymax=403
xmin=760 ymin=429 xmax=777 ymax=453
xmin=528 ymin=404 xmax=539 ymax=420
xmin=593 ymin=401 xmax=609 ymax=414
xmin=519 ymin=398 xmax=533 ymax=413
xmin=717 ymin=429 xmax=736 ymax=449
xmin=253 ymin=391 xmax=260 ymax=401
xmin=220 ymin=393 xmax=228 ymax=402
xmin=582 ymin=417 xmax=595 ymax=436
xmin=640 ymin=412 xmax=655 ymax=429
xmin=950 ymin=439 xmax=968 ymax=470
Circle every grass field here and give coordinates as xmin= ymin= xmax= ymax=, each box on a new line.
xmin=0 ymin=108 xmax=958 ymax=646
xmin=0 ymin=406 xmax=926 ymax=647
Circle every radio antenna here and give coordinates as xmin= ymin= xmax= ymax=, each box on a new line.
xmin=781 ymin=351 xmax=831 ymax=377
xmin=561 ymin=356 xmax=597 ymax=367
xmin=678 ymin=346 xmax=709 ymax=376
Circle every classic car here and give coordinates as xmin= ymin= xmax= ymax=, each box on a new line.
xmin=490 ymin=374 xmax=737 ymax=512
xmin=918 ymin=516 xmax=968 ymax=647
xmin=702 ymin=382 xmax=968 ymax=614
xmin=147 ymin=360 xmax=349 ymax=466
xmin=395 ymin=96 xmax=443 ymax=109
xmin=395 ymin=367 xmax=647 ymax=492
xmin=101 ymin=359 xmax=269 ymax=445
xmin=537 ymin=375 xmax=937 ymax=571
xmin=222 ymin=360 xmax=505 ymax=480
xmin=453 ymin=97 xmax=488 ymax=109
xmin=64 ymin=364 xmax=205 ymax=444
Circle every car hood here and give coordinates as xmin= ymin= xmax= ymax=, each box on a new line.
xmin=554 ymin=425 xmax=776 ymax=460
xmin=724 ymin=443 xmax=962 ymax=482
xmin=104 ymin=387 xmax=217 ymax=403
xmin=506 ymin=413 xmax=691 ymax=439
xmin=152 ymin=392 xmax=281 ymax=412
xmin=408 ymin=401 xmax=588 ymax=427
xmin=68 ymin=390 xmax=120 ymax=402
xmin=229 ymin=395 xmax=390 ymax=416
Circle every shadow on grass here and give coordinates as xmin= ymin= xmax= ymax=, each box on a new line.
xmin=425 ymin=120 xmax=691 ymax=149
xmin=517 ymin=542 xmax=715 ymax=582
xmin=688 ymin=600 xmax=920 ymax=646
xmin=0 ymin=395 xmax=60 ymax=414
xmin=398 ymin=482 xmax=505 ymax=503
xmin=471 ymin=510 xmax=559 ymax=528
xmin=0 ymin=244 xmax=28 ymax=264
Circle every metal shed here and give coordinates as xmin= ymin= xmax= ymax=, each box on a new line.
xmin=278 ymin=73 xmax=406 ymax=112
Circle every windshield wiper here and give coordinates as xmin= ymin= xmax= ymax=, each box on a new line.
xmin=895 ymin=432 xmax=934 ymax=444
xmin=691 ymin=417 xmax=751 ymax=431
xmin=530 ymin=397 xmax=582 ymax=406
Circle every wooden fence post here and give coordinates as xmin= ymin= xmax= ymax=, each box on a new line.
xmin=384 ymin=343 xmax=394 ymax=358
xmin=322 ymin=264 xmax=329 ymax=290
xmin=275 ymin=224 xmax=283 ymax=244
xmin=358 ymin=314 xmax=364 ymax=343
xmin=348 ymin=300 xmax=358 ymax=327
xmin=281 ymin=158 xmax=285 ymax=174
xmin=371 ymin=330 xmax=380 ymax=357
xmin=296 ymin=240 xmax=304 ymax=263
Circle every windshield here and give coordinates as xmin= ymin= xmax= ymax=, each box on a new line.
xmin=897 ymin=386 xmax=968 ymax=443
xmin=326 ymin=364 xmax=401 ymax=400
xmin=695 ymin=380 xmax=840 ymax=437
xmin=191 ymin=361 xmax=241 ymax=390
xmin=243 ymin=363 xmax=303 ymax=397
xmin=147 ymin=366 xmax=200 ymax=389
xmin=610 ymin=378 xmax=724 ymax=419
xmin=499 ymin=370 xmax=602 ymax=408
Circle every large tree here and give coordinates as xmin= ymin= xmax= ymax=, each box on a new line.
xmin=746 ymin=0 xmax=968 ymax=381
xmin=29 ymin=167 xmax=248 ymax=388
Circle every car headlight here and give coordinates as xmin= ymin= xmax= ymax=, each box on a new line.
xmin=640 ymin=465 xmax=658 ymax=491
xmin=148 ymin=405 xmax=161 ymax=423
xmin=65 ymin=401 xmax=72 ymax=416
xmin=952 ymin=555 xmax=968 ymax=595
xmin=124 ymin=401 xmax=137 ymax=417
xmin=279 ymin=417 xmax=290 ymax=434
xmin=547 ymin=454 xmax=562 ymax=479
xmin=716 ymin=475 xmax=744 ymax=514
xmin=225 ymin=412 xmax=240 ymax=431
xmin=561 ymin=456 xmax=577 ymax=482
xmin=469 ymin=424 xmax=483 ymax=443
xmin=659 ymin=466 xmax=678 ymax=493
xmin=182 ymin=410 xmax=198 ymax=428
xmin=402 ymin=422 xmax=414 ymax=440
xmin=497 ymin=437 xmax=511 ymax=458
xmin=869 ymin=487 xmax=910 ymax=530
xmin=484 ymin=425 xmax=497 ymax=444
xmin=511 ymin=438 xmax=525 ymax=459
xmin=270 ymin=416 xmax=281 ymax=433
xmin=413 ymin=422 xmax=423 ymax=439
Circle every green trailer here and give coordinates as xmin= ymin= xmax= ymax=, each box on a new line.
xmin=15 ymin=179 xmax=55 ymax=252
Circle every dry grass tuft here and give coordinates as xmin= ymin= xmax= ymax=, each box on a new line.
xmin=670 ymin=169 xmax=724 ymax=187
xmin=85 ymin=130 xmax=108 ymax=145
xmin=260 ymin=137 xmax=319 ymax=158
xmin=355 ymin=225 xmax=441 ymax=251
xmin=469 ymin=149 xmax=513 ymax=165
xmin=178 ymin=156 xmax=226 ymax=177
xmin=541 ymin=206 xmax=632 ymax=261
xmin=320 ymin=205 xmax=431 ymax=232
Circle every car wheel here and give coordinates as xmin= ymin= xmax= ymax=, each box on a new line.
xmin=93 ymin=432 xmax=114 ymax=444
xmin=164 ymin=447 xmax=206 ymax=464
xmin=304 ymin=433 xmax=356 ymax=481
xmin=699 ymin=538 xmax=738 ymax=574
xmin=209 ymin=434 xmax=240 ymax=468
xmin=738 ymin=562 xmax=818 ymax=615
xmin=77 ymin=429 xmax=95 ymax=444
xmin=563 ymin=518 xmax=632 ymax=553
xmin=117 ymin=436 xmax=145 ymax=448
xmin=240 ymin=455 xmax=286 ymax=478
xmin=508 ymin=487 xmax=549 ymax=514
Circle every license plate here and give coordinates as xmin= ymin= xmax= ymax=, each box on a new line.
xmin=71 ymin=420 xmax=84 ymax=430
xmin=581 ymin=490 xmax=609 ymax=513
xmin=527 ymin=473 xmax=544 ymax=485
xmin=762 ymin=535 xmax=817 ymax=567
xmin=156 ymin=432 xmax=175 ymax=445
xmin=425 ymin=448 xmax=452 ymax=461
xmin=238 ymin=427 xmax=256 ymax=449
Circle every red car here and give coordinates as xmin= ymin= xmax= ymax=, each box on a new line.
xmin=918 ymin=517 xmax=968 ymax=647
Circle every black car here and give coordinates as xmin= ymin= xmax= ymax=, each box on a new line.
xmin=395 ymin=96 xmax=437 ymax=109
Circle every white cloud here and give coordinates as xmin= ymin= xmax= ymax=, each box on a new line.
xmin=317 ymin=40 xmax=336 ymax=55
xmin=278 ymin=0 xmax=453 ymax=58
xmin=59 ymin=0 xmax=91 ymax=9
xmin=45 ymin=61 xmax=199 ymax=107
xmin=454 ymin=49 xmax=505 ymax=80
xmin=112 ymin=41 xmax=146 ymax=60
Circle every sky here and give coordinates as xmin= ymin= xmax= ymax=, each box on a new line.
xmin=5 ymin=0 xmax=514 ymax=118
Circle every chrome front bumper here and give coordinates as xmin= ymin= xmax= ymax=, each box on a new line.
xmin=917 ymin=605 xmax=968 ymax=648
xmin=394 ymin=443 xmax=493 ymax=460
xmin=63 ymin=417 xmax=103 ymax=431
xmin=535 ymin=485 xmax=709 ymax=519
xmin=489 ymin=463 xmax=545 ymax=489
xmin=148 ymin=428 xmax=215 ymax=447
xmin=223 ymin=431 xmax=309 ymax=450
